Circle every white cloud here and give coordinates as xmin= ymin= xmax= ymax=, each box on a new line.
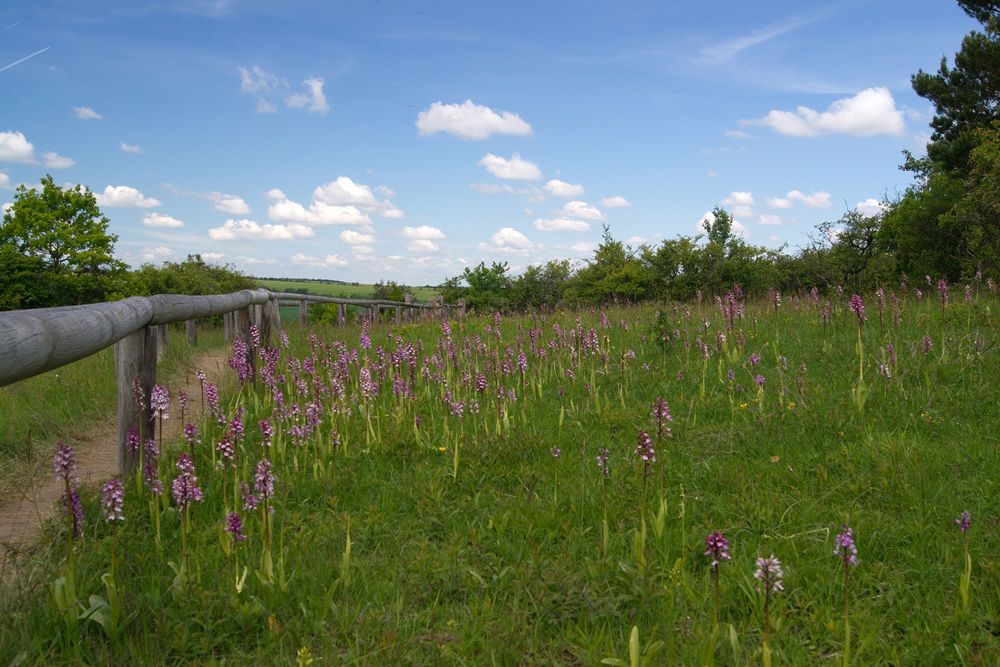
xmin=351 ymin=244 xmax=374 ymax=255
xmin=1 ymin=201 xmax=11 ymax=213
xmin=268 ymin=191 xmax=371 ymax=226
xmin=559 ymin=200 xmax=605 ymax=221
xmin=0 ymin=131 xmax=35 ymax=163
xmin=402 ymin=225 xmax=445 ymax=240
xmin=238 ymin=65 xmax=284 ymax=94
xmin=340 ymin=229 xmax=374 ymax=245
xmin=313 ymin=176 xmax=376 ymax=207
xmin=292 ymin=252 xmax=350 ymax=268
xmin=744 ymin=87 xmax=905 ymax=137
xmin=544 ymin=179 xmax=585 ymax=198
xmin=766 ymin=197 xmax=793 ymax=209
xmin=285 ymin=77 xmax=328 ymax=114
xmin=208 ymin=218 xmax=315 ymax=241
xmin=626 ymin=235 xmax=648 ymax=247
xmin=140 ymin=246 xmax=174 ymax=261
xmin=732 ymin=205 xmax=753 ymax=218
xmin=73 ymin=106 xmax=103 ymax=120
xmin=416 ymin=99 xmax=532 ymax=140
xmin=469 ymin=182 xmax=539 ymax=195
xmin=533 ymin=217 xmax=590 ymax=232
xmin=96 ymin=185 xmax=161 ymax=208
xmin=600 ymin=195 xmax=631 ymax=208
xmin=375 ymin=200 xmax=404 ymax=219
xmin=42 ymin=151 xmax=74 ymax=169
xmin=236 ymin=255 xmax=279 ymax=266
xmin=375 ymin=185 xmax=396 ymax=198
xmin=201 ymin=252 xmax=225 ymax=262
xmin=478 ymin=227 xmax=537 ymax=255
xmin=209 ymin=191 xmax=251 ymax=215
xmin=407 ymin=239 xmax=439 ymax=252
xmin=120 ymin=142 xmax=143 ymax=154
xmin=855 ymin=198 xmax=886 ymax=217
xmin=787 ymin=190 xmax=831 ymax=208
xmin=0 ymin=173 xmax=11 ymax=189
xmin=478 ymin=153 xmax=542 ymax=181
xmin=722 ymin=191 xmax=755 ymax=207
xmin=725 ymin=130 xmax=753 ymax=140
xmin=569 ymin=241 xmax=595 ymax=253
xmin=142 ymin=212 xmax=184 ymax=228
xmin=699 ymin=15 xmax=818 ymax=64
xmin=758 ymin=213 xmax=784 ymax=226
xmin=256 ymin=98 xmax=277 ymax=114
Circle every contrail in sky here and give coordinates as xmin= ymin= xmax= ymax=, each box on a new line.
xmin=5 ymin=22 xmax=20 ymax=29
xmin=0 ymin=46 xmax=49 ymax=72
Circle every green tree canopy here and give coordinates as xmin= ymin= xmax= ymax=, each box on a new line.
xmin=0 ymin=175 xmax=127 ymax=308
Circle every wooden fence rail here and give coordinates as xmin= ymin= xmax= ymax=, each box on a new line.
xmin=0 ymin=288 xmax=461 ymax=474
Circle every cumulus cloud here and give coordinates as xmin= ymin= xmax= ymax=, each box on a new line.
xmin=856 ymin=198 xmax=886 ymax=216
xmin=236 ymin=256 xmax=279 ymax=266
xmin=0 ymin=131 xmax=35 ymax=163
xmin=569 ymin=241 xmax=595 ymax=253
xmin=201 ymin=252 xmax=226 ymax=262
xmin=96 ymin=185 xmax=161 ymax=208
xmin=478 ymin=153 xmax=542 ymax=181
xmin=267 ymin=189 xmax=371 ymax=226
xmin=758 ymin=213 xmax=784 ymax=226
xmin=559 ymin=200 xmax=605 ymax=221
xmin=285 ymin=77 xmax=328 ymax=114
xmin=732 ymin=206 xmax=753 ymax=218
xmin=766 ymin=196 xmax=793 ymax=209
xmin=120 ymin=142 xmax=143 ymax=154
xmin=73 ymin=106 xmax=103 ymax=120
xmin=787 ymin=190 xmax=831 ymax=208
xmin=339 ymin=229 xmax=374 ymax=245
xmin=722 ymin=191 xmax=754 ymax=207
xmin=743 ymin=87 xmax=905 ymax=137
xmin=42 ymin=151 xmax=74 ymax=169
xmin=600 ymin=195 xmax=631 ymax=208
xmin=478 ymin=227 xmax=537 ymax=255
xmin=0 ymin=172 xmax=11 ymax=189
xmin=292 ymin=252 xmax=350 ymax=268
xmin=407 ymin=239 xmax=439 ymax=252
xmin=208 ymin=191 xmax=251 ymax=215
xmin=142 ymin=212 xmax=184 ymax=228
xmin=402 ymin=225 xmax=445 ymax=240
xmin=208 ymin=218 xmax=315 ymax=241
xmin=533 ymin=218 xmax=590 ymax=232
xmin=544 ymin=179 xmax=585 ymax=198
xmin=313 ymin=176 xmax=376 ymax=207
xmin=140 ymin=246 xmax=174 ymax=261
xmin=416 ymin=99 xmax=532 ymax=140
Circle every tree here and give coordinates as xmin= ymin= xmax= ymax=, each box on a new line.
xmin=462 ymin=261 xmax=512 ymax=311
xmin=0 ymin=175 xmax=126 ymax=308
xmin=566 ymin=225 xmax=651 ymax=304
xmin=509 ymin=259 xmax=572 ymax=310
xmin=702 ymin=206 xmax=733 ymax=246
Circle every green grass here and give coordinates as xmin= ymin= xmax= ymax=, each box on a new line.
xmin=2 ymin=295 xmax=999 ymax=664
xmin=257 ymin=278 xmax=439 ymax=301
xmin=0 ymin=325 xmax=230 ymax=502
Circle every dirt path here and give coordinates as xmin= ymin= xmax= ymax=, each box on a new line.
xmin=0 ymin=347 xmax=231 ymax=576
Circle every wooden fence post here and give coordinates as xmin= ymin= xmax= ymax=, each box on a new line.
xmin=395 ymin=305 xmax=401 ymax=322
xmin=186 ymin=319 xmax=197 ymax=346
xmin=404 ymin=293 xmax=413 ymax=322
xmin=115 ymin=327 xmax=157 ymax=475
xmin=155 ymin=323 xmax=169 ymax=362
xmin=433 ymin=295 xmax=444 ymax=319
xmin=458 ymin=298 xmax=467 ymax=319
xmin=338 ymin=303 xmax=346 ymax=326
xmin=370 ymin=305 xmax=379 ymax=324
xmin=299 ymin=299 xmax=308 ymax=327
xmin=263 ymin=298 xmax=281 ymax=346
xmin=237 ymin=306 xmax=256 ymax=380
xmin=224 ymin=312 xmax=233 ymax=341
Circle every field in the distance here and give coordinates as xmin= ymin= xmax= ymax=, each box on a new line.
xmin=256 ymin=277 xmax=440 ymax=301
xmin=1 ymin=290 xmax=998 ymax=664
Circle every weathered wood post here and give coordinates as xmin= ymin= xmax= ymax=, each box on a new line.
xmin=223 ymin=311 xmax=233 ymax=341
xmin=115 ymin=327 xmax=157 ymax=474
xmin=155 ymin=323 xmax=169 ymax=362
xmin=263 ymin=297 xmax=281 ymax=346
xmin=395 ymin=304 xmax=402 ymax=322
xmin=370 ymin=305 xmax=380 ymax=324
xmin=338 ymin=303 xmax=346 ymax=326
xmin=186 ymin=319 xmax=197 ymax=346
xmin=404 ymin=293 xmax=413 ymax=322
xmin=237 ymin=306 xmax=255 ymax=380
xmin=298 ymin=299 xmax=308 ymax=327
xmin=433 ymin=295 xmax=444 ymax=319
xmin=458 ymin=298 xmax=467 ymax=319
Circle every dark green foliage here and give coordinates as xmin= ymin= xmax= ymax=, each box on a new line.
xmin=125 ymin=255 xmax=257 ymax=297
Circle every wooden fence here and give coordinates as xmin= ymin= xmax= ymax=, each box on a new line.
xmin=0 ymin=289 xmax=462 ymax=474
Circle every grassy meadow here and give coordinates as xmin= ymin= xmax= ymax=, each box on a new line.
xmin=1 ymin=287 xmax=999 ymax=664
xmin=256 ymin=278 xmax=441 ymax=324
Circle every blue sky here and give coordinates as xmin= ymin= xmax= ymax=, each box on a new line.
xmin=0 ymin=1 xmax=981 ymax=284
